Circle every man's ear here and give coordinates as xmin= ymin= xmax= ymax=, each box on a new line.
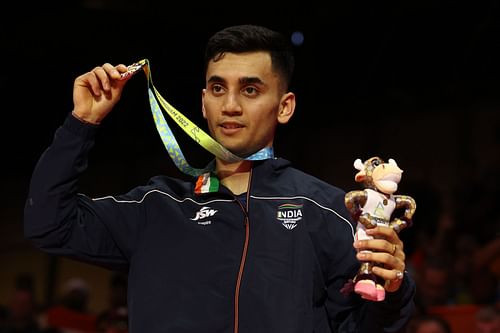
xmin=277 ymin=92 xmax=296 ymax=124
xmin=201 ymin=89 xmax=207 ymax=119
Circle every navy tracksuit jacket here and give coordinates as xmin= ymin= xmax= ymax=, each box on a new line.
xmin=24 ymin=113 xmax=415 ymax=332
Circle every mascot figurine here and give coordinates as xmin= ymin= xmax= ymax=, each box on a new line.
xmin=344 ymin=156 xmax=416 ymax=301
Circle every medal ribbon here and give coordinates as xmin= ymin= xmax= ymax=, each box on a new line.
xmin=126 ymin=59 xmax=274 ymax=177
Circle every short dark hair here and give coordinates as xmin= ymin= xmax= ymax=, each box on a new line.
xmin=204 ymin=24 xmax=295 ymax=90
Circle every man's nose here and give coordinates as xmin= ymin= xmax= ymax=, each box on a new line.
xmin=222 ymin=92 xmax=242 ymax=115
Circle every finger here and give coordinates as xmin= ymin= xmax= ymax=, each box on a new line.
xmin=80 ymin=70 xmax=103 ymax=97
xmin=91 ymin=66 xmax=112 ymax=92
xmin=356 ymin=249 xmax=403 ymax=269
xmin=354 ymin=238 xmax=404 ymax=258
xmin=379 ymin=267 xmax=405 ymax=293
xmin=372 ymin=265 xmax=404 ymax=281
xmin=102 ymin=63 xmax=125 ymax=80
xmin=391 ymin=244 xmax=406 ymax=262
xmin=366 ymin=225 xmax=398 ymax=240
xmin=115 ymin=64 xmax=128 ymax=74
xmin=366 ymin=227 xmax=404 ymax=252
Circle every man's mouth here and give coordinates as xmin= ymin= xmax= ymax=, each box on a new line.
xmin=220 ymin=122 xmax=244 ymax=129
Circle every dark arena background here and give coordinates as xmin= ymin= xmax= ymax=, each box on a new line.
xmin=1 ymin=1 xmax=499 ymax=332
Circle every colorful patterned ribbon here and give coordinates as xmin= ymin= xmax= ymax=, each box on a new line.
xmin=126 ymin=59 xmax=274 ymax=177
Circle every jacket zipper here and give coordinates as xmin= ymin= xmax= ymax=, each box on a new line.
xmin=233 ymin=167 xmax=253 ymax=333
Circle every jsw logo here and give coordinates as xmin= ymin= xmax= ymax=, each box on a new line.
xmin=191 ymin=206 xmax=218 ymax=221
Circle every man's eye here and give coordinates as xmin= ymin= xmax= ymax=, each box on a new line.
xmin=212 ymin=85 xmax=223 ymax=93
xmin=371 ymin=159 xmax=381 ymax=167
xmin=243 ymin=86 xmax=257 ymax=95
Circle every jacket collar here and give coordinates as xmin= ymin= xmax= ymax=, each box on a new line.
xmin=193 ymin=158 xmax=291 ymax=196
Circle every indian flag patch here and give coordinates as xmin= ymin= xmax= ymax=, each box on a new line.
xmin=194 ymin=172 xmax=220 ymax=194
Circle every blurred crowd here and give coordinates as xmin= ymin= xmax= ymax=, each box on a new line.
xmin=0 ymin=273 xmax=128 ymax=333
xmin=400 ymin=178 xmax=499 ymax=333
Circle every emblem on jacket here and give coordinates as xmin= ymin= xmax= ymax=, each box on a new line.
xmin=191 ymin=206 xmax=218 ymax=225
xmin=276 ymin=203 xmax=303 ymax=230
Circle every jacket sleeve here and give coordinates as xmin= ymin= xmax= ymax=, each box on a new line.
xmin=357 ymin=275 xmax=416 ymax=332
xmin=23 ymin=113 xmax=145 ymax=270
xmin=323 ymin=190 xmax=416 ymax=333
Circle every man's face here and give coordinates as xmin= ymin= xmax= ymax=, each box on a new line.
xmin=202 ymin=51 xmax=293 ymax=157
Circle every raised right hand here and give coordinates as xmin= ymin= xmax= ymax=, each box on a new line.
xmin=72 ymin=63 xmax=131 ymax=124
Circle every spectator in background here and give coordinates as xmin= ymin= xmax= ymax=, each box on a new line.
xmin=0 ymin=273 xmax=48 ymax=333
xmin=0 ymin=289 xmax=41 ymax=333
xmin=472 ymin=237 xmax=500 ymax=306
xmin=474 ymin=305 xmax=500 ymax=333
xmin=469 ymin=269 xmax=499 ymax=306
xmin=96 ymin=273 xmax=128 ymax=333
xmin=406 ymin=314 xmax=452 ymax=333
xmin=452 ymin=233 xmax=480 ymax=304
xmin=39 ymin=278 xmax=96 ymax=333
xmin=414 ymin=255 xmax=455 ymax=312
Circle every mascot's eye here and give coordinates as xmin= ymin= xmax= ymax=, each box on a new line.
xmin=371 ymin=159 xmax=381 ymax=167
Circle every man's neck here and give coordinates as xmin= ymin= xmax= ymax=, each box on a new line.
xmin=215 ymin=159 xmax=252 ymax=195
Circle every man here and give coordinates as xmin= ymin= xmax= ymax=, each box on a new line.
xmin=24 ymin=24 xmax=415 ymax=332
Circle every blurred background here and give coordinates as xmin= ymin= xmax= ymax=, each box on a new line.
xmin=0 ymin=1 xmax=499 ymax=332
